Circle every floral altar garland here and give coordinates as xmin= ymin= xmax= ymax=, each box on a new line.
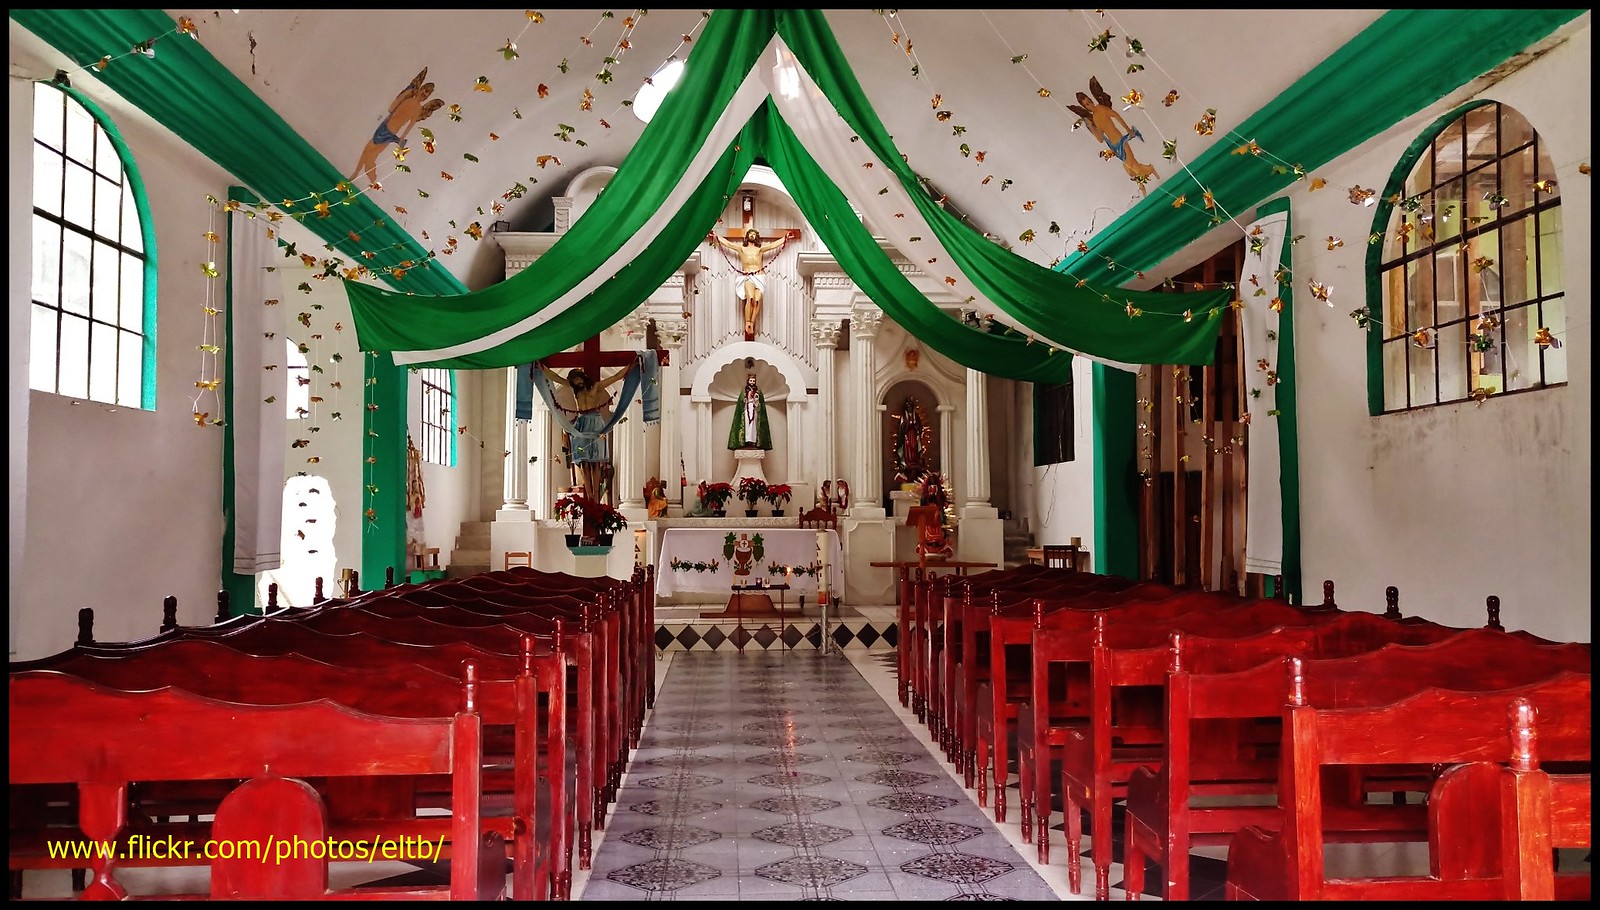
xmin=669 ymin=557 xmax=723 ymax=573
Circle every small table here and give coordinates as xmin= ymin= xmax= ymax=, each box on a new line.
xmin=704 ymin=582 xmax=794 ymax=653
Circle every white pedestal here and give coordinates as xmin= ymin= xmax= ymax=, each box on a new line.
xmin=956 ymin=505 xmax=1004 ymax=569
xmin=491 ymin=509 xmax=537 ymax=575
xmin=842 ymin=515 xmax=895 ymax=606
xmin=731 ymin=447 xmax=768 ymax=486
xmin=569 ymin=554 xmax=612 ymax=579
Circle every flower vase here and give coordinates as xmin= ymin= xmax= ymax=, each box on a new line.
xmin=772 ymin=508 xmax=785 ymax=517
xmin=564 ymin=534 xmax=581 ymax=548
xmin=711 ymin=508 xmax=726 ymax=517
xmin=596 ymin=533 xmax=614 ymax=547
xmin=745 ymin=508 xmax=759 ymax=518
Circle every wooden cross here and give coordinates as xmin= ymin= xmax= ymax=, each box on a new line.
xmin=541 ymin=334 xmax=651 ymax=382
xmin=540 ymin=333 xmax=668 ymax=503
xmin=719 ymin=189 xmax=802 ymax=245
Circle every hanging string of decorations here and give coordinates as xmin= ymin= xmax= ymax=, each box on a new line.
xmin=191 ymin=202 xmax=226 ymax=428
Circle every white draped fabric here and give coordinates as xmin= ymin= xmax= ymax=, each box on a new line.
xmin=1237 ymin=210 xmax=1288 ymax=577
xmin=228 ymin=214 xmax=287 ymax=575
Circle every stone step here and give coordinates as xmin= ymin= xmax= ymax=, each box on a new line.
xmin=446 ymin=564 xmax=490 ymax=579
xmin=451 ymin=548 xmax=491 ymax=566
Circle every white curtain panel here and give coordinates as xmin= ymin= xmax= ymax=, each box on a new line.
xmin=1237 ymin=210 xmax=1288 ymax=577
xmin=229 ymin=213 xmax=287 ymax=575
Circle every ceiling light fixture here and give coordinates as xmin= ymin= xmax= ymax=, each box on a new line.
xmin=633 ymin=57 xmax=685 ymax=124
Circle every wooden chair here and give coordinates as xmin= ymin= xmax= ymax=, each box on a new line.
xmin=1040 ymin=543 xmax=1079 ymax=571
xmin=504 ymin=551 xmax=533 ymax=570
xmin=797 ymin=506 xmax=837 ymax=532
xmin=412 ymin=546 xmax=441 ymax=571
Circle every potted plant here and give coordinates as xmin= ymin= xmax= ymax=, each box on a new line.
xmin=553 ymin=493 xmax=627 ymax=547
xmin=553 ymin=492 xmax=585 ymax=547
xmin=588 ymin=499 xmax=628 ymax=547
xmin=763 ymin=483 xmax=793 ymax=517
xmin=737 ymin=476 xmax=768 ymax=517
xmin=697 ymin=481 xmax=733 ymax=517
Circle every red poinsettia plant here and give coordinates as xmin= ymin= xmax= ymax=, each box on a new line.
xmin=763 ymin=483 xmax=793 ymax=508
xmin=697 ymin=481 xmax=734 ymax=512
xmin=554 ymin=493 xmax=628 ymax=540
xmin=737 ymin=476 xmax=768 ymax=508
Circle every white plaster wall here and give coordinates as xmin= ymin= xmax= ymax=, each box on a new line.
xmin=1283 ymin=23 xmax=1590 ymax=642
xmin=12 ymin=79 xmax=238 ymax=659
xmin=1024 ymin=356 xmax=1099 ymax=550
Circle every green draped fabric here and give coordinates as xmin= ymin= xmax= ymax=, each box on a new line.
xmin=343 ymin=9 xmax=1230 ymax=376
xmin=1057 ymin=8 xmax=1584 ymax=281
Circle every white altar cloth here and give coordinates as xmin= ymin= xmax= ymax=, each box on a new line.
xmin=656 ymin=528 xmax=842 ymax=596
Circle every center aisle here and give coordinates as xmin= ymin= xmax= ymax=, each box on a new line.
xmin=577 ymin=650 xmax=1061 ymax=901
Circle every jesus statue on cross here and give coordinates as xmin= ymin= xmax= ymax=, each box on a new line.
xmin=708 ymin=190 xmax=800 ymax=340
xmin=710 ymin=228 xmax=786 ymax=340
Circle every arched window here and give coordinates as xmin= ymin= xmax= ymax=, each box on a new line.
xmin=29 ymin=82 xmax=154 ymax=408
xmin=1374 ymin=102 xmax=1564 ymax=412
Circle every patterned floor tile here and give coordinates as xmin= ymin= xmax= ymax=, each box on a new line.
xmin=578 ymin=651 xmax=1059 ymax=901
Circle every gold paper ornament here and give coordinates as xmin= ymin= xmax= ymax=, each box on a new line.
xmin=1326 ymin=236 xmax=1344 ymax=250
xmin=1347 ymin=185 xmax=1376 ymax=206
xmin=1533 ymin=327 xmax=1561 ymax=349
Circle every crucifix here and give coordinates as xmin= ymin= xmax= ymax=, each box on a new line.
xmin=538 ymin=333 xmax=668 ymax=505
xmin=708 ymin=190 xmax=802 ymax=340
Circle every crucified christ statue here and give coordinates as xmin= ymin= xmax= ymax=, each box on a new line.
xmin=710 ymin=228 xmax=786 ymax=340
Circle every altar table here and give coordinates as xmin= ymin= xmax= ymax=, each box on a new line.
xmin=656 ymin=528 xmax=842 ymax=596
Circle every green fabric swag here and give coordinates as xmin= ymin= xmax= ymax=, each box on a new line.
xmin=345 ymin=9 xmax=1229 ymax=375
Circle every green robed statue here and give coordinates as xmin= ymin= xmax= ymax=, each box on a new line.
xmin=727 ymin=373 xmax=772 ymax=450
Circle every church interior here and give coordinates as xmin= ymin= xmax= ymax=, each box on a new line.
xmin=8 ymin=9 xmax=1590 ymax=901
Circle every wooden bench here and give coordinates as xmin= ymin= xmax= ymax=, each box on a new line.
xmin=1119 ymin=622 xmax=1590 ymax=900
xmin=10 ymin=634 xmax=567 ymax=901
xmin=939 ymin=573 xmax=1142 ymax=775
xmin=52 ymin=608 xmax=592 ymax=899
xmin=979 ymin=588 xmax=1243 ymax=838
xmin=9 ymin=667 xmax=507 ymax=901
xmin=1222 ymin=665 xmax=1591 ymax=901
xmin=1489 ymin=700 xmax=1592 ymax=901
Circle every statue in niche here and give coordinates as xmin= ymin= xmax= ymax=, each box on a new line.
xmin=892 ymin=397 xmax=931 ymax=487
xmin=726 ymin=373 xmax=773 ymax=451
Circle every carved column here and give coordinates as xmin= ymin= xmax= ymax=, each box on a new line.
xmin=501 ymin=367 xmax=529 ymax=512
xmin=784 ymin=399 xmax=802 ymax=484
xmin=810 ymin=318 xmax=840 ymax=490
xmin=528 ymin=392 xmax=552 ymax=517
xmin=937 ymin=403 xmax=955 ymax=481
xmin=963 ymin=368 xmax=995 ymax=512
xmin=690 ymin=395 xmax=712 ymax=490
xmin=851 ymin=308 xmax=884 ymax=515
xmin=655 ymin=319 xmax=688 ymax=502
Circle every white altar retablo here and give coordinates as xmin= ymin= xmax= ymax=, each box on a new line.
xmin=731 ymin=447 xmax=768 ymax=486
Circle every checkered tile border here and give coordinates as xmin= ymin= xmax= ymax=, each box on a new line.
xmin=654 ymin=621 xmax=898 ymax=652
